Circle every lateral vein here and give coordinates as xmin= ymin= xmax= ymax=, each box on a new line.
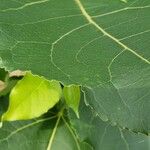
xmin=92 ymin=5 xmax=150 ymax=18
xmin=0 ymin=116 xmax=57 ymax=143
xmin=0 ymin=0 xmax=49 ymax=12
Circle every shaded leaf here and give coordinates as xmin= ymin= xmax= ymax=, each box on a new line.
xmin=69 ymin=96 xmax=150 ymax=150
xmin=0 ymin=68 xmax=7 ymax=93
xmin=0 ymin=110 xmax=93 ymax=150
xmin=0 ymin=68 xmax=7 ymax=82
xmin=0 ymin=95 xmax=9 ymax=118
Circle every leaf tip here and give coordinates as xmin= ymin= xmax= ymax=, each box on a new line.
xmin=75 ymin=110 xmax=80 ymax=119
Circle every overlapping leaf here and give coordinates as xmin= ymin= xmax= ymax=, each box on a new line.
xmin=2 ymin=72 xmax=62 ymax=121
xmin=63 ymin=85 xmax=80 ymax=117
xmin=0 ymin=0 xmax=149 ymax=133
xmin=69 ymin=98 xmax=150 ymax=150
xmin=0 ymin=95 xmax=149 ymax=150
xmin=0 ymin=96 xmax=92 ymax=150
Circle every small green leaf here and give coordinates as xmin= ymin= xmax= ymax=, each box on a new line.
xmin=63 ymin=85 xmax=80 ymax=118
xmin=2 ymin=72 xmax=62 ymax=121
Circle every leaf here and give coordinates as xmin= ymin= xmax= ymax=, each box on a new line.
xmin=0 ymin=0 xmax=149 ymax=133
xmin=0 ymin=108 xmax=93 ymax=150
xmin=2 ymin=72 xmax=62 ymax=121
xmin=82 ymin=80 xmax=150 ymax=134
xmin=0 ymin=95 xmax=149 ymax=150
xmin=63 ymin=85 xmax=80 ymax=118
xmin=69 ymin=97 xmax=150 ymax=150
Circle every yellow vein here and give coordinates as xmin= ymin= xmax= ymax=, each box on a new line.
xmin=19 ymin=14 xmax=82 ymax=26
xmin=108 ymin=50 xmax=125 ymax=82
xmin=0 ymin=116 xmax=57 ymax=143
xmin=0 ymin=0 xmax=49 ymax=12
xmin=50 ymin=23 xmax=89 ymax=79
xmin=74 ymin=0 xmax=150 ymax=64
xmin=16 ymin=41 xmax=51 ymax=45
xmin=75 ymin=35 xmax=104 ymax=63
xmin=99 ymin=124 xmax=109 ymax=146
xmin=132 ymin=91 xmax=150 ymax=104
xmin=92 ymin=5 xmax=150 ymax=18
xmin=119 ymin=129 xmax=130 ymax=150
xmin=62 ymin=116 xmax=81 ymax=150
xmin=119 ymin=29 xmax=150 ymax=41
xmin=46 ymin=115 xmax=61 ymax=150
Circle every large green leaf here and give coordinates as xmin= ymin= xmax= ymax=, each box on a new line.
xmin=69 ymin=99 xmax=150 ymax=150
xmin=0 ymin=0 xmax=149 ymax=133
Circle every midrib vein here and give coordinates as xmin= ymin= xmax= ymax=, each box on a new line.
xmin=46 ymin=115 xmax=61 ymax=150
xmin=74 ymin=0 xmax=150 ymax=64
xmin=0 ymin=116 xmax=57 ymax=143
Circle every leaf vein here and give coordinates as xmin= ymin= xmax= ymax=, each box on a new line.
xmin=74 ymin=0 xmax=150 ymax=64
xmin=0 ymin=116 xmax=57 ymax=143
xmin=49 ymin=23 xmax=89 ymax=79
xmin=92 ymin=5 xmax=150 ymax=18
xmin=46 ymin=115 xmax=61 ymax=150
xmin=0 ymin=0 xmax=49 ymax=12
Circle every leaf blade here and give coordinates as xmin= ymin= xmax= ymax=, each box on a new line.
xmin=2 ymin=72 xmax=62 ymax=121
xmin=63 ymin=85 xmax=80 ymax=118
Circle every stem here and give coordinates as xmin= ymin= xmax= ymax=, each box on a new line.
xmin=62 ymin=116 xmax=81 ymax=150
xmin=46 ymin=110 xmax=63 ymax=150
